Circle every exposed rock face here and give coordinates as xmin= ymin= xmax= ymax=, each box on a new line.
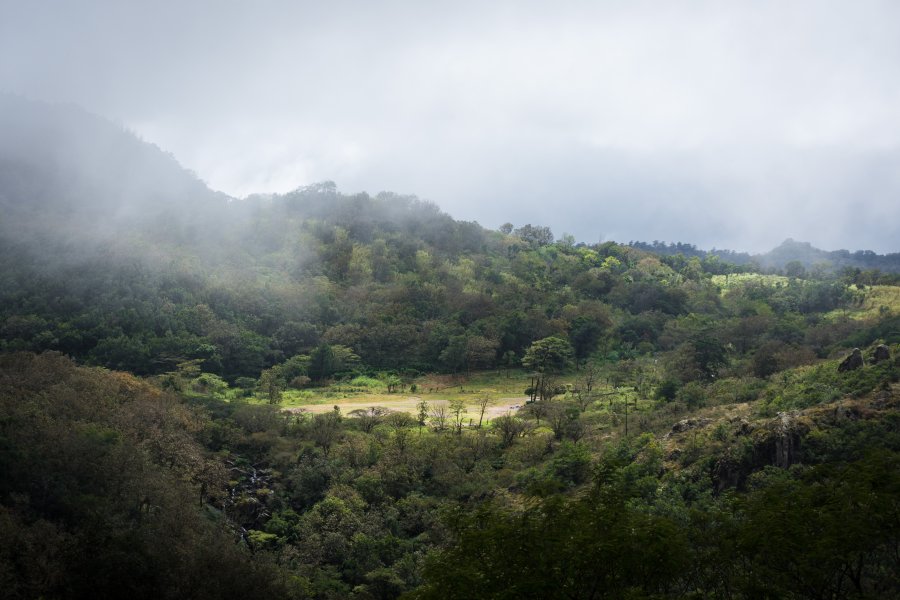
xmin=872 ymin=344 xmax=891 ymax=364
xmin=838 ymin=348 xmax=864 ymax=372
xmin=711 ymin=411 xmax=806 ymax=493
xmin=773 ymin=412 xmax=803 ymax=468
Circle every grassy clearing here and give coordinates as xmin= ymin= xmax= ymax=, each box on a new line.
xmin=288 ymin=396 xmax=527 ymax=424
xmin=283 ymin=370 xmax=530 ymax=406
xmin=283 ymin=370 xmax=532 ymax=421
xmin=210 ymin=365 xmax=703 ymax=433
xmin=820 ymin=284 xmax=900 ymax=322
xmin=836 ymin=285 xmax=900 ymax=320
xmin=284 ymin=368 xmax=670 ymax=431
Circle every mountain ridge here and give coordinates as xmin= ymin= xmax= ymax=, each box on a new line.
xmin=629 ymin=237 xmax=900 ymax=274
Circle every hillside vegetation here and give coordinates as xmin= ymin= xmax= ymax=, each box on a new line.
xmin=1 ymin=97 xmax=899 ymax=599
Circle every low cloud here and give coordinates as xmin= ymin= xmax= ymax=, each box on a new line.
xmin=2 ymin=0 xmax=899 ymax=252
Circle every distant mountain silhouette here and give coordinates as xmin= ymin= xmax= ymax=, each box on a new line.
xmin=756 ymin=238 xmax=900 ymax=273
xmin=629 ymin=238 xmax=900 ymax=274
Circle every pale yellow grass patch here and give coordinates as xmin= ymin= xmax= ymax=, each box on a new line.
xmin=287 ymin=396 xmax=527 ymax=422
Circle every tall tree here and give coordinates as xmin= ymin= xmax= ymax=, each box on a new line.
xmin=522 ymin=337 xmax=572 ymax=401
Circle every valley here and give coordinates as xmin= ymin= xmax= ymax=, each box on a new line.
xmin=1 ymin=95 xmax=899 ymax=599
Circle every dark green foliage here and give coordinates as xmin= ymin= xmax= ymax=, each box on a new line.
xmin=308 ymin=343 xmax=339 ymax=381
xmin=656 ymin=378 xmax=680 ymax=401
xmin=273 ymin=321 xmax=320 ymax=358
xmin=569 ymin=316 xmax=604 ymax=361
xmin=733 ymin=454 xmax=900 ymax=598
xmin=411 ymin=450 xmax=690 ymax=599
xmin=0 ymin=353 xmax=293 ymax=600
xmin=5 ymin=168 xmax=889 ymax=398
xmin=411 ymin=441 xmax=900 ymax=599
xmin=512 ymin=224 xmax=554 ymax=247
xmin=610 ymin=280 xmax=689 ymax=315
xmin=842 ymin=314 xmax=900 ymax=347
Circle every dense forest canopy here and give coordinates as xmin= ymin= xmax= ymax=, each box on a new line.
xmin=1 ymin=96 xmax=899 ymax=599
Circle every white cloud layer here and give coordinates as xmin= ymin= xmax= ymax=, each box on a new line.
xmin=2 ymin=0 xmax=899 ymax=252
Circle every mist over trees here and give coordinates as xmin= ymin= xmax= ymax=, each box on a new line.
xmin=2 ymin=96 xmax=900 ymax=599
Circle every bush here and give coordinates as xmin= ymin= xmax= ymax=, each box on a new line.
xmin=349 ymin=375 xmax=383 ymax=388
xmin=289 ymin=375 xmax=312 ymax=389
xmin=656 ymin=379 xmax=680 ymax=401
xmin=676 ymin=381 xmax=706 ymax=409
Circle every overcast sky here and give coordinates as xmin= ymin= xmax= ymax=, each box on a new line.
xmin=2 ymin=0 xmax=900 ymax=253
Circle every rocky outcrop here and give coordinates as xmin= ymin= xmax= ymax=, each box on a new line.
xmin=711 ymin=411 xmax=807 ymax=493
xmin=709 ymin=387 xmax=896 ymax=494
xmin=665 ymin=417 xmax=712 ymax=438
xmin=838 ymin=348 xmax=864 ymax=372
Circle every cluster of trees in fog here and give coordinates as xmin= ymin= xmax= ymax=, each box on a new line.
xmin=3 ymin=179 xmax=874 ymax=397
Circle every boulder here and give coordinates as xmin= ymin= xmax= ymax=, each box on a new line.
xmin=838 ymin=348 xmax=864 ymax=372
xmin=872 ymin=344 xmax=891 ymax=364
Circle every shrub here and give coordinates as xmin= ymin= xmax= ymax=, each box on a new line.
xmin=676 ymin=381 xmax=706 ymax=410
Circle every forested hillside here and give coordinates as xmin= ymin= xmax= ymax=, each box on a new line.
xmin=1 ymin=97 xmax=899 ymax=599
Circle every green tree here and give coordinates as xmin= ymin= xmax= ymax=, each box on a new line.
xmin=272 ymin=321 xmax=319 ymax=357
xmin=522 ymin=337 xmax=573 ymax=374
xmin=785 ymin=260 xmax=807 ymax=279
xmin=308 ymin=343 xmax=360 ymax=381
xmin=348 ymin=406 xmax=390 ymax=433
xmin=522 ymin=337 xmax=573 ymax=402
xmin=569 ymin=316 xmax=604 ymax=363
xmin=416 ymin=399 xmax=430 ymax=432
xmin=501 ymin=350 xmax=518 ymax=378
xmin=465 ymin=335 xmax=498 ymax=374
xmin=513 ymin=223 xmax=554 ymax=246
xmin=258 ymin=367 xmax=283 ymax=404
xmin=382 ymin=373 xmax=403 ymax=393
xmin=686 ymin=330 xmax=728 ymax=382
xmin=449 ymin=398 xmax=467 ymax=434
xmin=475 ymin=395 xmax=493 ymax=428
xmin=309 ymin=406 xmax=343 ymax=454
xmin=492 ymin=414 xmax=528 ymax=447
xmin=438 ymin=336 xmax=468 ymax=373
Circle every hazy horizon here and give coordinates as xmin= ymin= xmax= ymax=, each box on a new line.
xmin=2 ymin=1 xmax=900 ymax=253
